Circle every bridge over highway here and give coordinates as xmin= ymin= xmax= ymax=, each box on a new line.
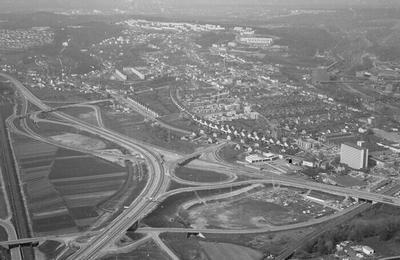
xmin=174 ymin=143 xmax=226 ymax=167
xmin=4 ymin=71 xmax=400 ymax=260
xmin=0 ymin=72 xmax=169 ymax=260
xmin=0 ymin=238 xmax=43 ymax=249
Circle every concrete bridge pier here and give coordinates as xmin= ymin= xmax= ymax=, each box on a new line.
xmin=5 ymin=241 xmax=39 ymax=251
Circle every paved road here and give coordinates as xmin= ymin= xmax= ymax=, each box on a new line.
xmin=5 ymin=71 xmax=400 ymax=260
xmin=0 ymin=109 xmax=30 ymax=260
xmin=7 ymin=113 xmax=138 ymax=165
xmin=149 ymin=231 xmax=180 ymax=260
xmin=42 ymin=99 xmax=112 ymax=106
xmin=169 ymin=166 xmax=400 ymax=207
xmin=0 ymin=73 xmax=169 ymax=260
xmin=105 ymin=233 xmax=151 ymax=256
xmin=275 ymin=203 xmax=372 ymax=260
xmin=276 ymin=180 xmax=400 ymax=260
xmin=0 ymin=208 xmax=20 ymax=260
xmin=138 ymin=203 xmax=365 ymax=235
xmin=380 ymin=256 xmax=400 ymax=260
xmin=168 ymin=143 xmax=239 ymax=186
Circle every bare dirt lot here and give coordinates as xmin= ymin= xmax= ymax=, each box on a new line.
xmin=184 ymin=187 xmax=335 ymax=229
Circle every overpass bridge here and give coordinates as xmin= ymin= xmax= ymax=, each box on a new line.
xmin=0 ymin=220 xmax=141 ymax=250
xmin=175 ymin=143 xmax=225 ymax=167
xmin=0 ymin=237 xmax=46 ymax=250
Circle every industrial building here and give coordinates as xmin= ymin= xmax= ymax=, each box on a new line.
xmin=340 ymin=142 xmax=369 ymax=170
xmin=123 ymin=67 xmax=146 ymax=80
xmin=239 ymin=36 xmax=273 ymax=47
xmin=111 ymin=69 xmax=127 ymax=81
xmin=245 ymin=153 xmax=278 ymax=163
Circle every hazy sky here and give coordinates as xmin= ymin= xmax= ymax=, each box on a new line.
xmin=0 ymin=0 xmax=399 ymax=12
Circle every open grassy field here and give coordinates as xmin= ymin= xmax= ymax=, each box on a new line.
xmin=49 ymin=157 xmax=125 ymax=179
xmin=28 ymin=121 xmax=78 ymax=137
xmin=100 ymin=109 xmax=146 ymax=138
xmin=29 ymin=86 xmax=100 ymax=103
xmin=134 ymin=87 xmax=179 ymax=116
xmin=59 ymin=106 xmax=92 ymax=117
xmin=158 ymin=113 xmax=199 ymax=133
xmin=0 ymin=246 xmax=10 ymax=260
xmin=100 ymin=240 xmax=170 ymax=260
xmin=330 ymin=174 xmax=365 ymax=187
xmin=217 ymin=145 xmax=243 ymax=164
xmin=59 ymin=106 xmax=99 ymax=127
xmin=0 ymin=187 xmax=8 ymax=219
xmin=0 ymin=226 xmax=8 ymax=241
xmin=50 ymin=133 xmax=107 ymax=150
xmin=125 ymin=232 xmax=145 ymax=242
xmin=33 ymin=215 xmax=77 ymax=234
xmin=175 ymin=167 xmax=230 ymax=183
xmin=97 ymin=101 xmax=200 ymax=153
xmin=105 ymin=120 xmax=198 ymax=154
xmin=54 ymin=178 xmax=124 ymax=196
xmin=101 ymin=110 xmax=145 ymax=127
xmin=161 ymin=232 xmax=264 ymax=260
xmin=29 ymin=120 xmax=122 ymax=150
xmin=38 ymin=240 xmax=66 ymax=260
xmin=166 ymin=180 xmax=192 ymax=191
xmin=199 ymin=241 xmax=262 ymax=260
xmin=198 ymin=226 xmax=315 ymax=256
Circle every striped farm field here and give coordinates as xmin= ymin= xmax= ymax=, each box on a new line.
xmin=49 ymin=157 xmax=125 ymax=180
xmin=10 ymin=133 xmax=143 ymax=235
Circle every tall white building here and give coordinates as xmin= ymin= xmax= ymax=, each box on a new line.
xmin=340 ymin=143 xmax=368 ymax=169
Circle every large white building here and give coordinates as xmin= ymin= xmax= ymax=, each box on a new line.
xmin=340 ymin=142 xmax=368 ymax=170
xmin=123 ymin=67 xmax=145 ymax=80
xmin=111 ymin=69 xmax=127 ymax=81
xmin=245 ymin=153 xmax=278 ymax=163
xmin=239 ymin=37 xmax=273 ymax=46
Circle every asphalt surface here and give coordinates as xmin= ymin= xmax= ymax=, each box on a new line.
xmin=0 ymin=73 xmax=170 ymax=260
xmin=0 ymin=106 xmax=32 ymax=260
xmin=4 ymin=71 xmax=400 ymax=260
xmin=275 ymin=203 xmax=372 ymax=260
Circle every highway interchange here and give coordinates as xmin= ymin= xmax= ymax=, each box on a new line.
xmin=1 ymin=71 xmax=400 ymax=259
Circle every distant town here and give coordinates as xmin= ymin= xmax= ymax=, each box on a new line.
xmin=1 ymin=5 xmax=400 ymax=260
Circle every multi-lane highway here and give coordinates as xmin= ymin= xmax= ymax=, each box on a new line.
xmin=0 ymin=108 xmax=32 ymax=260
xmin=1 ymin=73 xmax=169 ymax=259
xmin=170 ymin=174 xmax=400 ymax=206
xmin=3 ymin=70 xmax=400 ymax=260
